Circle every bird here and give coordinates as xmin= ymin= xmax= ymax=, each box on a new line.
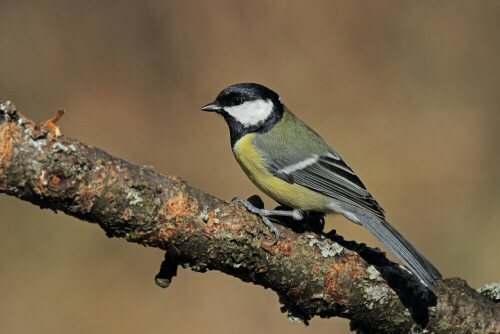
xmin=201 ymin=83 xmax=442 ymax=288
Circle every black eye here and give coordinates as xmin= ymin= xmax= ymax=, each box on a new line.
xmin=231 ymin=97 xmax=244 ymax=106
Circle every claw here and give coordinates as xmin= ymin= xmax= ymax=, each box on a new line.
xmin=262 ymin=216 xmax=280 ymax=245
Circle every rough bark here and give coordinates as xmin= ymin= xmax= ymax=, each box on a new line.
xmin=0 ymin=100 xmax=498 ymax=333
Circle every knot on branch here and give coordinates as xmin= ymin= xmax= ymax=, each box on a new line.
xmin=155 ymin=252 xmax=180 ymax=288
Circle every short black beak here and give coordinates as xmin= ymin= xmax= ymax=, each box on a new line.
xmin=201 ymin=101 xmax=222 ymax=112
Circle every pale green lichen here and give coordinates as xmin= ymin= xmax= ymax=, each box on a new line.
xmin=364 ymin=285 xmax=389 ymax=309
xmin=199 ymin=207 xmax=210 ymax=221
xmin=477 ymin=282 xmax=500 ymax=302
xmin=52 ymin=143 xmax=67 ymax=152
xmin=126 ymin=189 xmax=143 ymax=205
xmin=307 ymin=235 xmax=343 ymax=257
xmin=51 ymin=142 xmax=77 ymax=153
xmin=0 ymin=100 xmax=12 ymax=113
xmin=199 ymin=208 xmax=222 ymax=223
xmin=366 ymin=265 xmax=384 ymax=282
xmin=28 ymin=138 xmax=47 ymax=152
xmin=287 ymin=314 xmax=307 ymax=326
xmin=212 ymin=208 xmax=221 ymax=223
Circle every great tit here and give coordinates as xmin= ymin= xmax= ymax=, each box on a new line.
xmin=202 ymin=83 xmax=442 ymax=288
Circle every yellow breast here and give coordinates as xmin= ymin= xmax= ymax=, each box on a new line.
xmin=232 ymin=133 xmax=329 ymax=212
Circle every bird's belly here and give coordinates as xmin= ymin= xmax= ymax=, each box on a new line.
xmin=232 ymin=134 xmax=329 ymax=212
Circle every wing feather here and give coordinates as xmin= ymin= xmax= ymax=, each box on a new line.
xmin=273 ymin=152 xmax=385 ymax=218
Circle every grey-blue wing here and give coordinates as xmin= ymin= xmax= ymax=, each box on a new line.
xmin=269 ymin=150 xmax=385 ymax=218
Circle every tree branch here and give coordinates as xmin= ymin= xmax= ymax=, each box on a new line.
xmin=0 ymin=100 xmax=498 ymax=333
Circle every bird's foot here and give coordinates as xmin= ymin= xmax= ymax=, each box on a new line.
xmin=272 ymin=205 xmax=325 ymax=233
xmin=233 ymin=197 xmax=304 ymax=245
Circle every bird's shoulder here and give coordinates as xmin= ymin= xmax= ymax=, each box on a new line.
xmin=253 ymin=107 xmax=331 ymax=160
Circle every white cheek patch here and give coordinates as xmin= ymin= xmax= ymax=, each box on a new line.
xmin=224 ymin=99 xmax=274 ymax=127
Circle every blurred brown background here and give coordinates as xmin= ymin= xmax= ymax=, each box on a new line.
xmin=0 ymin=1 xmax=499 ymax=333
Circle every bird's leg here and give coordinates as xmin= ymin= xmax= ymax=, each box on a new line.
xmin=233 ymin=197 xmax=304 ymax=245
xmin=234 ymin=197 xmax=304 ymax=220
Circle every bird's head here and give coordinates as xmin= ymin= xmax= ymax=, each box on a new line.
xmin=202 ymin=83 xmax=284 ymax=136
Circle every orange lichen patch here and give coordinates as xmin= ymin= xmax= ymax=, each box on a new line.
xmin=104 ymin=192 xmax=117 ymax=201
xmin=270 ymin=239 xmax=294 ymax=255
xmin=75 ymin=190 xmax=95 ymax=211
xmin=324 ymin=255 xmax=366 ymax=303
xmin=94 ymin=183 xmax=105 ymax=197
xmin=154 ymin=220 xmax=192 ymax=247
xmin=278 ymin=240 xmax=294 ymax=255
xmin=342 ymin=255 xmax=365 ymax=279
xmin=157 ymin=226 xmax=180 ymax=242
xmin=132 ymin=229 xmax=177 ymax=250
xmin=103 ymin=163 xmax=119 ymax=186
xmin=169 ymin=176 xmax=182 ymax=184
xmin=155 ymin=192 xmax=196 ymax=244
xmin=122 ymin=208 xmax=132 ymax=221
xmin=203 ymin=215 xmax=244 ymax=240
xmin=77 ymin=165 xmax=111 ymax=198
xmin=312 ymin=264 xmax=320 ymax=275
xmin=256 ymin=266 xmax=267 ymax=274
xmin=161 ymin=191 xmax=194 ymax=218
xmin=324 ymin=266 xmax=345 ymax=305
xmin=74 ymin=184 xmax=99 ymax=212
xmin=347 ymin=267 xmax=362 ymax=279
xmin=0 ymin=122 xmax=21 ymax=172
xmin=324 ymin=259 xmax=356 ymax=304
xmin=260 ymin=240 xmax=275 ymax=253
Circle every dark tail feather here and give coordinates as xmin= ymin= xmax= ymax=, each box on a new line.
xmin=359 ymin=216 xmax=442 ymax=288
